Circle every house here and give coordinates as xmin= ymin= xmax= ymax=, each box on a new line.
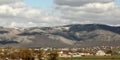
xmin=72 ymin=53 xmax=82 ymax=57
xmin=96 ymin=50 xmax=106 ymax=56
xmin=83 ymin=52 xmax=91 ymax=56
xmin=57 ymin=50 xmax=64 ymax=57
xmin=72 ymin=54 xmax=82 ymax=57
xmin=59 ymin=54 xmax=71 ymax=58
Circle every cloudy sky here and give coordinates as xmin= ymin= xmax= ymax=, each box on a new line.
xmin=0 ymin=0 xmax=120 ymax=27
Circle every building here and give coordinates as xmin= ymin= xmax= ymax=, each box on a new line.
xmin=96 ymin=50 xmax=106 ymax=56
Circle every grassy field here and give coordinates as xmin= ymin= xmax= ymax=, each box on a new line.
xmin=58 ymin=56 xmax=120 ymax=60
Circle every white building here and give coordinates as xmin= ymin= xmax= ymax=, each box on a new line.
xmin=96 ymin=50 xmax=106 ymax=56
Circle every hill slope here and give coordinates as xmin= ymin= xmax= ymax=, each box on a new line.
xmin=0 ymin=24 xmax=120 ymax=47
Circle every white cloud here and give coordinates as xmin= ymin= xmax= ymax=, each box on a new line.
xmin=0 ymin=0 xmax=119 ymax=27
xmin=0 ymin=0 xmax=21 ymax=5
xmin=0 ymin=0 xmax=64 ymax=27
xmin=54 ymin=0 xmax=120 ymax=25
xmin=54 ymin=0 xmax=114 ymax=6
xmin=7 ymin=22 xmax=37 ymax=28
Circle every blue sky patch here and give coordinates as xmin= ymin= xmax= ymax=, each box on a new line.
xmin=23 ymin=0 xmax=53 ymax=9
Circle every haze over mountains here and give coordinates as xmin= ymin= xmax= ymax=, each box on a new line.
xmin=0 ymin=24 xmax=120 ymax=48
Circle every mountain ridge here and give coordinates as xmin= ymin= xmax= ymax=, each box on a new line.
xmin=0 ymin=24 xmax=120 ymax=48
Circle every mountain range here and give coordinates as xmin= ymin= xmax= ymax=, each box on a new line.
xmin=0 ymin=24 xmax=120 ymax=48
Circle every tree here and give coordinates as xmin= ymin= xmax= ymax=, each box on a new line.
xmin=33 ymin=49 xmax=44 ymax=60
xmin=19 ymin=48 xmax=34 ymax=60
xmin=0 ymin=48 xmax=4 ymax=59
xmin=3 ymin=46 xmax=13 ymax=59
xmin=9 ymin=52 xmax=20 ymax=59
xmin=38 ymin=50 xmax=45 ymax=60
xmin=48 ymin=50 xmax=58 ymax=60
xmin=106 ymin=50 xmax=113 ymax=54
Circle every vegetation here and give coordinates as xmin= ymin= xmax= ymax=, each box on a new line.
xmin=0 ymin=46 xmax=120 ymax=60
xmin=48 ymin=50 xmax=59 ymax=60
xmin=59 ymin=56 xmax=120 ymax=60
xmin=0 ymin=47 xmax=59 ymax=60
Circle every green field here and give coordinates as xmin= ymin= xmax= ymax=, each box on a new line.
xmin=58 ymin=56 xmax=120 ymax=60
